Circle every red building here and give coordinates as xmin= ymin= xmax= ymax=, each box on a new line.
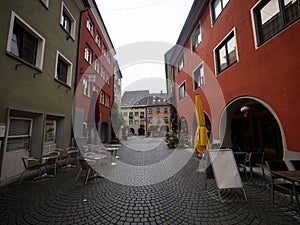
xmin=74 ymin=0 xmax=115 ymax=145
xmin=165 ymin=0 xmax=300 ymax=160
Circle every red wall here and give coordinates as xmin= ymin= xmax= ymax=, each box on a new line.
xmin=174 ymin=0 xmax=300 ymax=152
xmin=76 ymin=10 xmax=114 ymax=125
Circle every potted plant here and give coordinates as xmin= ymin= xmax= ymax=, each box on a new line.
xmin=164 ymin=132 xmax=179 ymax=148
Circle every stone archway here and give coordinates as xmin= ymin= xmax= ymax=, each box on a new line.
xmin=138 ymin=128 xmax=145 ymax=136
xmin=220 ymin=97 xmax=284 ymax=160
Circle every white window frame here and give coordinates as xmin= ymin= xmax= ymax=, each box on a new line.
xmin=178 ymin=81 xmax=186 ymax=100
xmin=83 ymin=77 xmax=91 ymax=97
xmin=95 ymin=32 xmax=101 ymax=48
xmin=106 ymin=72 xmax=110 ymax=85
xmin=178 ymin=55 xmax=184 ymax=73
xmin=94 ymin=58 xmax=100 ymax=73
xmin=101 ymin=66 xmax=106 ymax=79
xmin=105 ymin=95 xmax=110 ymax=107
xmin=54 ymin=50 xmax=73 ymax=86
xmin=6 ymin=11 xmax=45 ymax=70
xmin=192 ymin=23 xmax=202 ymax=52
xmin=86 ymin=17 xmax=94 ymax=36
xmin=40 ymin=0 xmax=49 ymax=8
xmin=7 ymin=117 xmax=32 ymax=152
xmin=60 ymin=1 xmax=76 ymax=39
xmin=213 ymin=28 xmax=239 ymax=75
xmin=193 ymin=63 xmax=205 ymax=90
xmin=211 ymin=0 xmax=231 ymax=24
xmin=100 ymin=91 xmax=105 ymax=104
xmin=84 ymin=46 xmax=92 ymax=64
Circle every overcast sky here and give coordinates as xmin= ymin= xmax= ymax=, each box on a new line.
xmin=95 ymin=0 xmax=194 ymax=94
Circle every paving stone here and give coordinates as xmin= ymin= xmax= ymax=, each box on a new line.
xmin=0 ymin=137 xmax=300 ymax=224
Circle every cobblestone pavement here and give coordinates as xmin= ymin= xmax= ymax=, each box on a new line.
xmin=0 ymin=137 xmax=299 ymax=225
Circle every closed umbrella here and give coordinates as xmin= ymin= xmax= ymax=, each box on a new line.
xmin=194 ymin=94 xmax=209 ymax=154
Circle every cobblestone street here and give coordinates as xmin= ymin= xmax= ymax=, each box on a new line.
xmin=0 ymin=137 xmax=299 ymax=225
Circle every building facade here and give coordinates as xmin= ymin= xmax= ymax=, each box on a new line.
xmin=147 ymin=93 xmax=171 ymax=137
xmin=0 ymin=0 xmax=85 ymax=180
xmin=165 ymin=0 xmax=300 ymax=160
xmin=74 ymin=0 xmax=115 ymax=145
xmin=121 ymin=90 xmax=149 ymax=136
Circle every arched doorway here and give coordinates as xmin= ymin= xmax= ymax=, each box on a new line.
xmin=160 ymin=125 xmax=169 ymax=132
xmin=101 ymin=122 xmax=109 ymax=143
xmin=130 ymin=128 xmax=135 ymax=136
xmin=221 ymin=98 xmax=284 ymax=160
xmin=178 ymin=116 xmax=188 ymax=134
xmin=138 ymin=128 xmax=145 ymax=135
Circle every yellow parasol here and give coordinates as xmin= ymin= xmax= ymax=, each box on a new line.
xmin=194 ymin=94 xmax=209 ymax=154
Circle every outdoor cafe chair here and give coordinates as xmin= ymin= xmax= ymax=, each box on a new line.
xmin=19 ymin=156 xmax=45 ymax=183
xmin=46 ymin=151 xmax=60 ymax=175
xmin=245 ymin=152 xmax=265 ymax=179
xmin=54 ymin=148 xmax=68 ymax=167
xmin=75 ymin=158 xmax=98 ymax=184
xmin=64 ymin=147 xmax=79 ymax=168
xmin=266 ymin=160 xmax=294 ymax=203
xmin=234 ymin=152 xmax=247 ymax=177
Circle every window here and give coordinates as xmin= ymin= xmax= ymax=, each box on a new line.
xmin=60 ymin=2 xmax=76 ymax=39
xmin=164 ymin=108 xmax=168 ymax=114
xmin=179 ymin=82 xmax=186 ymax=100
xmin=140 ymin=120 xmax=145 ymax=125
xmin=7 ymin=118 xmax=32 ymax=152
xmin=215 ymin=31 xmax=237 ymax=74
xmin=148 ymin=108 xmax=152 ymax=114
xmin=107 ymin=54 xmax=111 ymax=64
xmin=84 ymin=46 xmax=92 ymax=64
xmin=192 ymin=24 xmax=202 ymax=52
xmin=94 ymin=58 xmax=100 ymax=73
xmin=156 ymin=117 xmax=161 ymax=124
xmin=129 ymin=112 xmax=133 ymax=118
xmin=83 ymin=77 xmax=90 ymax=97
xmin=100 ymin=91 xmax=105 ymax=104
xmin=194 ymin=63 xmax=205 ymax=89
xmin=102 ymin=45 xmax=107 ymax=58
xmin=140 ymin=112 xmax=145 ymax=117
xmin=148 ymin=117 xmax=153 ymax=123
xmin=106 ymin=72 xmax=110 ymax=85
xmin=253 ymin=0 xmax=300 ymax=45
xmin=101 ymin=66 xmax=106 ymax=79
xmin=45 ymin=120 xmax=56 ymax=144
xmin=55 ymin=51 xmax=72 ymax=86
xmin=178 ymin=55 xmax=184 ymax=72
xmin=134 ymin=112 xmax=139 ymax=116
xmin=105 ymin=95 xmax=110 ymax=107
xmin=7 ymin=11 xmax=45 ymax=70
xmin=93 ymin=84 xmax=99 ymax=93
xmin=211 ymin=0 xmax=230 ymax=22
xmin=134 ymin=120 xmax=139 ymax=125
xmin=95 ymin=32 xmax=101 ymax=47
xmin=129 ymin=120 xmax=133 ymax=125
xmin=40 ymin=0 xmax=49 ymax=8
xmin=86 ymin=17 xmax=94 ymax=36
xmin=123 ymin=112 xmax=128 ymax=117
xmin=156 ymin=108 xmax=161 ymax=114
xmin=164 ymin=117 xmax=169 ymax=123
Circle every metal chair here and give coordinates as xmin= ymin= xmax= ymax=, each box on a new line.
xmin=245 ymin=152 xmax=265 ymax=179
xmin=64 ymin=147 xmax=79 ymax=168
xmin=46 ymin=151 xmax=60 ymax=175
xmin=266 ymin=160 xmax=294 ymax=203
xmin=234 ymin=152 xmax=247 ymax=177
xmin=75 ymin=158 xmax=98 ymax=184
xmin=19 ymin=156 xmax=45 ymax=183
